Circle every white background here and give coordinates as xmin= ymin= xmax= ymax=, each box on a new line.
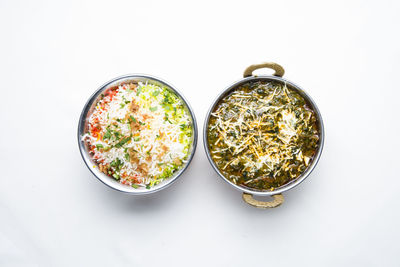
xmin=0 ymin=0 xmax=399 ymax=266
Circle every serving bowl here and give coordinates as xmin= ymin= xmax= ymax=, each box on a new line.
xmin=78 ymin=74 xmax=198 ymax=194
xmin=203 ymin=62 xmax=324 ymax=208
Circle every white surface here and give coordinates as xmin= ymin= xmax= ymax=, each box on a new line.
xmin=0 ymin=0 xmax=399 ymax=266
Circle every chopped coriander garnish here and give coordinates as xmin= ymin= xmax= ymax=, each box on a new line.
xmin=129 ymin=115 xmax=137 ymax=123
xmin=110 ymin=158 xmax=122 ymax=168
xmin=103 ymin=129 xmax=112 ymax=140
xmin=162 ymin=103 xmax=171 ymax=111
xmin=115 ymin=136 xmax=131 ymax=148
xmin=149 ymin=106 xmax=158 ymax=112
xmin=114 ymin=131 xmax=122 ymax=140
xmin=164 ymin=113 xmax=172 ymax=124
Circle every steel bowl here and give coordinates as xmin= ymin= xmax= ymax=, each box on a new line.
xmin=78 ymin=74 xmax=198 ymax=194
xmin=203 ymin=62 xmax=324 ymax=208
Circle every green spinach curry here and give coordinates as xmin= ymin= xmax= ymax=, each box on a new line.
xmin=207 ymin=81 xmax=320 ymax=191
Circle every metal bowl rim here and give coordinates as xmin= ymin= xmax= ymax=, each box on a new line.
xmin=78 ymin=73 xmax=198 ymax=195
xmin=203 ymin=75 xmax=324 ymax=196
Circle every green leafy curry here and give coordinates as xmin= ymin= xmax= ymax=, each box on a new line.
xmin=207 ymin=81 xmax=320 ymax=191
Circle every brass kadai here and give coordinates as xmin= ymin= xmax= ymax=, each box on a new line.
xmin=203 ymin=62 xmax=324 ymax=208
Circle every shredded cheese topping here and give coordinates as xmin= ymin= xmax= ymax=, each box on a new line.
xmin=207 ymin=81 xmax=319 ymax=191
xmin=83 ymin=81 xmax=193 ymax=189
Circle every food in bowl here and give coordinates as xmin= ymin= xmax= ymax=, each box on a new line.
xmin=82 ymin=80 xmax=193 ymax=189
xmin=207 ymin=80 xmax=320 ymax=191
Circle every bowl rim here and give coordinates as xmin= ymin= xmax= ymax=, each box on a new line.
xmin=203 ymin=75 xmax=324 ymax=196
xmin=78 ymin=74 xmax=198 ymax=195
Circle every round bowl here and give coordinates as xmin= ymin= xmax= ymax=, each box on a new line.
xmin=78 ymin=74 xmax=198 ymax=194
xmin=203 ymin=62 xmax=324 ymax=208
